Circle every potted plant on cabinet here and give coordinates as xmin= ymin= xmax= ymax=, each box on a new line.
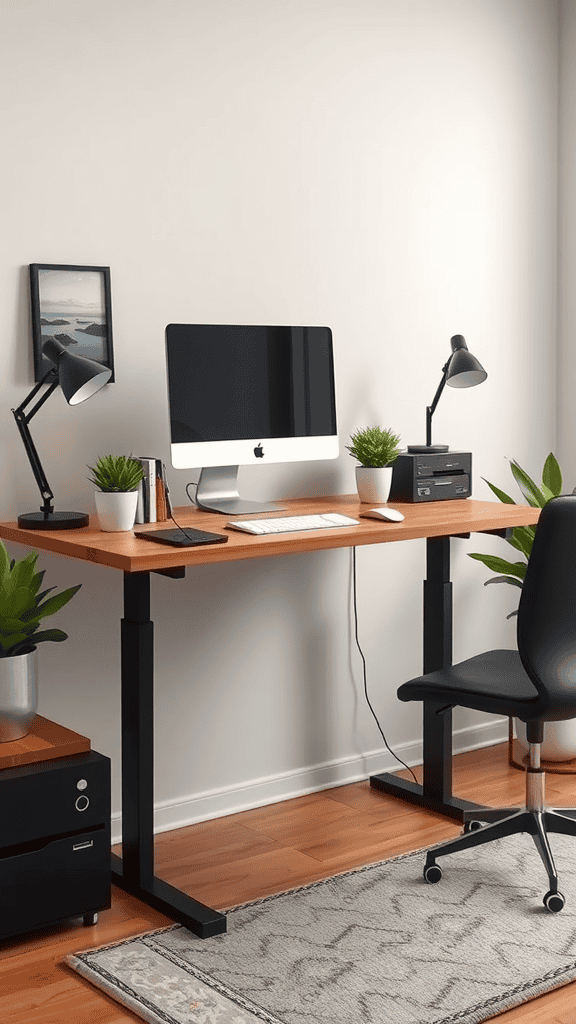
xmin=88 ymin=455 xmax=144 ymax=532
xmin=0 ymin=540 xmax=81 ymax=741
xmin=346 ymin=425 xmax=402 ymax=503
xmin=468 ymin=452 xmax=576 ymax=762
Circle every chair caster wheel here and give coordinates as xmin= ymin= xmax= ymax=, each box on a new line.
xmin=423 ymin=863 xmax=442 ymax=884
xmin=463 ymin=820 xmax=483 ymax=834
xmin=543 ymin=891 xmax=565 ymax=913
xmin=83 ymin=912 xmax=99 ymax=926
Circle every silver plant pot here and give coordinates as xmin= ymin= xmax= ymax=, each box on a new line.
xmin=0 ymin=647 xmax=38 ymax=742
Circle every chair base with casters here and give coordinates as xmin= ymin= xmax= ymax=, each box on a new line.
xmin=397 ymin=496 xmax=576 ymax=912
xmin=422 ymin=733 xmax=576 ymax=912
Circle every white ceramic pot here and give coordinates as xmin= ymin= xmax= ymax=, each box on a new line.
xmin=95 ymin=490 xmax=138 ymax=532
xmin=0 ymin=647 xmax=38 ymax=742
xmin=515 ymin=717 xmax=576 ymax=763
xmin=355 ymin=466 xmax=393 ymax=504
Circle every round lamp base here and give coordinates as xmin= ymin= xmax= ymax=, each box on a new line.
xmin=17 ymin=511 xmax=89 ymax=531
xmin=406 ymin=445 xmax=450 ymax=454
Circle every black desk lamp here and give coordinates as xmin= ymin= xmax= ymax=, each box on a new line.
xmin=407 ymin=335 xmax=487 ymax=454
xmin=13 ymin=337 xmax=111 ymax=530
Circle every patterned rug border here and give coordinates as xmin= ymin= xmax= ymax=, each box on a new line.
xmin=65 ymin=839 xmax=576 ymax=1024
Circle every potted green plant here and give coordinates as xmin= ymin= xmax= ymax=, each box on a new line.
xmin=468 ymin=453 xmax=576 ymax=761
xmin=346 ymin=425 xmax=402 ymax=503
xmin=88 ymin=455 xmax=144 ymax=532
xmin=0 ymin=540 xmax=81 ymax=741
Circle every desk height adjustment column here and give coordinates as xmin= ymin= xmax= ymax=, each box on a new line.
xmin=111 ymin=569 xmax=227 ymax=938
xmin=422 ymin=536 xmax=453 ymax=807
xmin=119 ymin=571 xmax=154 ymax=888
xmin=370 ymin=535 xmax=482 ymax=822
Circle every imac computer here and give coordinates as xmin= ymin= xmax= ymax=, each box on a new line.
xmin=165 ymin=323 xmax=339 ymax=514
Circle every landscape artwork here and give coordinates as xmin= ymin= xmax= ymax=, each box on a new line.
xmin=30 ymin=264 xmax=114 ymax=382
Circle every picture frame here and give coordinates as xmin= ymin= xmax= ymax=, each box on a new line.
xmin=29 ymin=264 xmax=115 ymax=383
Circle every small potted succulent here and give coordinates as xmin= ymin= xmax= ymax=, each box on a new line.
xmin=0 ymin=540 xmax=81 ymax=741
xmin=88 ymin=455 xmax=144 ymax=532
xmin=347 ymin=425 xmax=402 ymax=503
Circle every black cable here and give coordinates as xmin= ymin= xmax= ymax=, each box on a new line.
xmin=186 ymin=480 xmax=199 ymax=507
xmin=169 ymin=486 xmax=416 ymax=785
xmin=157 ymin=478 xmax=201 ymax=541
xmin=352 ymin=547 xmax=419 ymax=785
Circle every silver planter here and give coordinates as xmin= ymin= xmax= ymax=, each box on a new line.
xmin=0 ymin=647 xmax=38 ymax=742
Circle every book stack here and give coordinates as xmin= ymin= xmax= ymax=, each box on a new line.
xmin=135 ymin=459 xmax=172 ymax=524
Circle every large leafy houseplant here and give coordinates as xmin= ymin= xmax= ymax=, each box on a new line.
xmin=468 ymin=452 xmax=562 ymax=617
xmin=0 ymin=539 xmax=81 ymax=657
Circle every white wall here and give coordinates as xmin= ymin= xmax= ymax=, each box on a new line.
xmin=0 ymin=0 xmax=559 ymax=841
xmin=559 ymin=0 xmax=576 ymax=479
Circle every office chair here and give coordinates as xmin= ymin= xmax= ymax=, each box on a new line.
xmin=398 ymin=493 xmax=576 ymax=912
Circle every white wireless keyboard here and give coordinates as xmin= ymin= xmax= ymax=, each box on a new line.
xmin=227 ymin=512 xmax=360 ymax=535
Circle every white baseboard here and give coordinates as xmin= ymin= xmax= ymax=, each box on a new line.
xmin=110 ymin=717 xmax=508 ymax=845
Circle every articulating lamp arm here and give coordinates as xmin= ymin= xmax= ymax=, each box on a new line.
xmin=12 ymin=371 xmax=59 ymax=516
xmin=425 ymin=359 xmax=450 ymax=448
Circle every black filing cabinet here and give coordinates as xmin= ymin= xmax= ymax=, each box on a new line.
xmin=0 ymin=750 xmax=111 ymax=940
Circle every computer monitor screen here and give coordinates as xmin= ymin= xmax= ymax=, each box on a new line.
xmin=165 ymin=324 xmax=338 ymax=513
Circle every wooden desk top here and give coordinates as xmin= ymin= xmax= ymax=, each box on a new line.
xmin=0 ymin=497 xmax=540 ymax=573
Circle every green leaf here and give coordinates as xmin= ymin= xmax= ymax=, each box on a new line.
xmin=2 ymin=628 xmax=70 ymax=656
xmin=29 ymin=569 xmax=46 ymax=598
xmin=483 ymin=575 xmax=523 ymax=589
xmin=4 ymin=551 xmax=38 ymax=597
xmin=509 ymin=460 xmax=547 ymax=507
xmin=13 ymin=617 xmax=40 ymax=633
xmin=542 ymin=452 xmax=562 ymax=496
xmin=482 ymin=478 xmax=515 ymax=504
xmin=20 ymin=588 xmax=56 ymax=621
xmin=20 ymin=628 xmax=67 ymax=645
xmin=468 ymin=552 xmax=527 ymax=579
xmin=0 ymin=616 xmax=33 ymax=634
xmin=506 ymin=534 xmax=525 ymax=555
xmin=0 ymin=542 xmax=10 ymax=587
xmin=507 ymin=526 xmax=534 ymax=559
xmin=33 ymin=583 xmax=82 ymax=621
xmin=0 ymin=631 xmax=29 ymax=653
xmin=3 ymin=586 xmax=34 ymax=619
xmin=540 ymin=483 xmax=556 ymax=504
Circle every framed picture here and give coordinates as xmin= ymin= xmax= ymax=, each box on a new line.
xmin=29 ymin=264 xmax=115 ymax=383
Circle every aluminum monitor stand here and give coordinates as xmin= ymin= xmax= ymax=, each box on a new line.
xmin=195 ymin=466 xmax=287 ymax=515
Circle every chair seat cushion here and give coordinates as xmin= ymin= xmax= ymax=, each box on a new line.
xmin=397 ymin=649 xmax=542 ymax=720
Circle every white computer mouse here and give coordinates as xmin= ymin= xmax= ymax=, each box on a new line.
xmin=360 ymin=507 xmax=405 ymax=522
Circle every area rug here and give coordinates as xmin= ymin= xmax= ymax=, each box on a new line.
xmin=66 ymin=833 xmax=576 ymax=1024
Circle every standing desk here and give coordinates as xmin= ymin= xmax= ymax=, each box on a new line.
xmin=0 ymin=496 xmax=540 ymax=938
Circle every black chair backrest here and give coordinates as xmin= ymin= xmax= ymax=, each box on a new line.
xmin=517 ymin=494 xmax=576 ymax=721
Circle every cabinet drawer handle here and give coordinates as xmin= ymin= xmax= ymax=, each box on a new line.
xmin=73 ymin=840 xmax=94 ymax=851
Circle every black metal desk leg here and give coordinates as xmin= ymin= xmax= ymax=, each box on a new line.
xmin=120 ymin=571 xmax=154 ymax=888
xmin=370 ymin=536 xmax=483 ymax=821
xmin=110 ymin=570 xmax=227 ymax=937
xmin=421 ymin=536 xmax=453 ymax=805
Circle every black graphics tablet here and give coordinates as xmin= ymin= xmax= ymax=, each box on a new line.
xmin=134 ymin=528 xmax=228 ymax=548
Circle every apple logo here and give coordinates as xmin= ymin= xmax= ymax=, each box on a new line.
xmin=254 ymin=443 xmax=264 ymax=458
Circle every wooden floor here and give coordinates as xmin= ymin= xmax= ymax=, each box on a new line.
xmin=2 ymin=742 xmax=576 ymax=1023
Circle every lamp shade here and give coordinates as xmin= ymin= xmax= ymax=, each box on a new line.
xmin=446 ymin=334 xmax=487 ymax=389
xmin=42 ymin=337 xmax=111 ymax=404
